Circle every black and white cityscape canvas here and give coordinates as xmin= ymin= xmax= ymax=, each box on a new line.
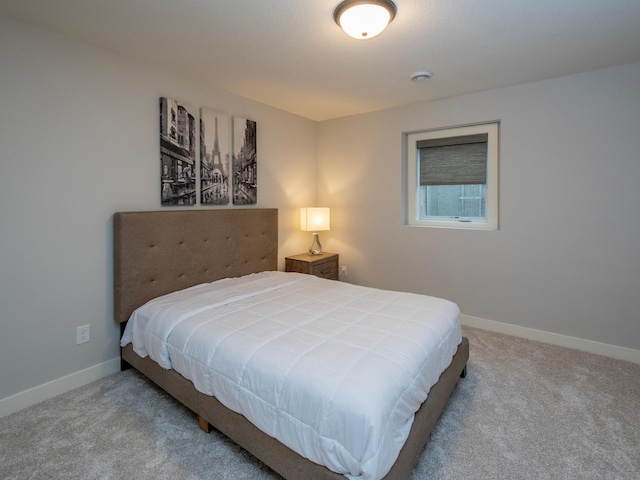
xmin=232 ymin=117 xmax=257 ymax=205
xmin=159 ymin=97 xmax=197 ymax=206
xmin=200 ymin=109 xmax=230 ymax=205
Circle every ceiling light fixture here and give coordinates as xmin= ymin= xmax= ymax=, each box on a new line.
xmin=333 ymin=0 xmax=397 ymax=40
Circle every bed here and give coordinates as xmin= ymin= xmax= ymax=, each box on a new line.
xmin=114 ymin=208 xmax=469 ymax=480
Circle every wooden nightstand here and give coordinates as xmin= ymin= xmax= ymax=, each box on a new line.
xmin=285 ymin=252 xmax=339 ymax=280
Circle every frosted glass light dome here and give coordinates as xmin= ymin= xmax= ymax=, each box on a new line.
xmin=334 ymin=0 xmax=397 ymax=40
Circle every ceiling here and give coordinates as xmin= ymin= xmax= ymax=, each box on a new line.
xmin=2 ymin=0 xmax=640 ymax=121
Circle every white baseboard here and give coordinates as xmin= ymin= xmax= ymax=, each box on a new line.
xmin=461 ymin=314 xmax=640 ymax=364
xmin=0 ymin=357 xmax=121 ymax=418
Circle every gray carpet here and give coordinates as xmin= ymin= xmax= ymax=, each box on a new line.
xmin=2 ymin=326 xmax=639 ymax=480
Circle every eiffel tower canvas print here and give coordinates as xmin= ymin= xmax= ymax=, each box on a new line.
xmin=200 ymin=109 xmax=230 ymax=205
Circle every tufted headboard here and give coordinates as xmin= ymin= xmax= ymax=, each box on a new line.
xmin=113 ymin=209 xmax=278 ymax=324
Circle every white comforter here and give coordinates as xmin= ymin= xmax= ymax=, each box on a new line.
xmin=121 ymin=271 xmax=461 ymax=480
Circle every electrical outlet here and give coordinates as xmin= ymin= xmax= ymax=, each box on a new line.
xmin=76 ymin=324 xmax=90 ymax=345
xmin=340 ymin=265 xmax=348 ymax=277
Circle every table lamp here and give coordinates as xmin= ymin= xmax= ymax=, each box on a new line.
xmin=300 ymin=207 xmax=330 ymax=255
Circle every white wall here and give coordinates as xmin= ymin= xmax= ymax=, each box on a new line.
xmin=0 ymin=15 xmax=318 ymax=407
xmin=2 ymin=12 xmax=639 ymax=415
xmin=318 ymin=62 xmax=640 ymax=355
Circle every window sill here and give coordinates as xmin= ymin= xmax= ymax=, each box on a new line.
xmin=406 ymin=219 xmax=498 ymax=231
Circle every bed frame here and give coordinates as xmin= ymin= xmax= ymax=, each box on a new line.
xmin=114 ymin=209 xmax=469 ymax=480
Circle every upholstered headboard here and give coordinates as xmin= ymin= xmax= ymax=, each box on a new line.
xmin=114 ymin=209 xmax=278 ymax=324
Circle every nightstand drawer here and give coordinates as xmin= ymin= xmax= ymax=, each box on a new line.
xmin=313 ymin=260 xmax=338 ymax=280
xmin=285 ymin=252 xmax=339 ymax=280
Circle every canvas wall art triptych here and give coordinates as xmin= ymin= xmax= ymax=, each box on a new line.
xmin=160 ymin=97 xmax=257 ymax=206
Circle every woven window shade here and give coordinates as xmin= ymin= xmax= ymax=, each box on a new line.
xmin=418 ymin=133 xmax=488 ymax=186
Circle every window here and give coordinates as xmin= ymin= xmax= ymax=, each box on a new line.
xmin=405 ymin=122 xmax=499 ymax=230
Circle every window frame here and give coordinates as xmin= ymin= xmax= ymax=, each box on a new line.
xmin=405 ymin=121 xmax=499 ymax=230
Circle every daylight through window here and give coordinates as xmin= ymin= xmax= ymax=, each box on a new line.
xmin=405 ymin=122 xmax=499 ymax=230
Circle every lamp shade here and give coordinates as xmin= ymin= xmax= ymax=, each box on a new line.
xmin=300 ymin=208 xmax=330 ymax=232
xmin=334 ymin=0 xmax=397 ymax=40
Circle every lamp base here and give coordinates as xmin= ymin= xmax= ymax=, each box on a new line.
xmin=307 ymin=232 xmax=323 ymax=256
